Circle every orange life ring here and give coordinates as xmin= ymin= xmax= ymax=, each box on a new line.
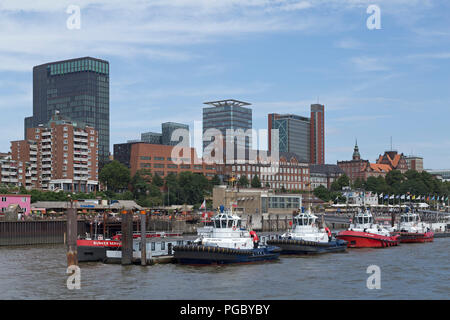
xmin=232 ymin=226 xmax=236 ymax=231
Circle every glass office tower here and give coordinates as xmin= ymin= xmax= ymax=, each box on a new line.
xmin=268 ymin=114 xmax=310 ymax=163
xmin=25 ymin=57 xmax=110 ymax=164
xmin=202 ymin=99 xmax=252 ymax=161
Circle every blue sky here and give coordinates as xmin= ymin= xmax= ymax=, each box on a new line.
xmin=0 ymin=0 xmax=449 ymax=169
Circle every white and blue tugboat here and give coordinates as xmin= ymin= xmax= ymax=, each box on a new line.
xmin=174 ymin=208 xmax=281 ymax=265
xmin=267 ymin=209 xmax=348 ymax=254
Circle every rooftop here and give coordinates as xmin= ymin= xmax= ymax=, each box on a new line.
xmin=203 ymin=99 xmax=251 ymax=108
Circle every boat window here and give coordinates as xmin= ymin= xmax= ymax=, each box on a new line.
xmin=227 ymin=220 xmax=233 ymax=228
xmin=161 ymin=242 xmax=165 ymax=250
xmin=214 ymin=220 xmax=220 ymax=228
xmin=221 ymin=219 xmax=227 ymax=228
xmin=237 ymin=220 xmax=241 ymax=228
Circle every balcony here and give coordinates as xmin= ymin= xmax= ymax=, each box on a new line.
xmin=74 ymin=137 xmax=88 ymax=143
xmin=42 ymin=170 xmax=52 ymax=175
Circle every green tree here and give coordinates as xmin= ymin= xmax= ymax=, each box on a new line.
xmin=314 ymin=185 xmax=330 ymax=202
xmin=130 ymin=169 xmax=152 ymax=198
xmin=238 ymin=175 xmax=249 ymax=187
xmin=99 ymin=160 xmax=130 ymax=193
xmin=251 ymin=175 xmax=261 ymax=188
xmin=152 ymin=173 xmax=164 ymax=187
xmin=210 ymin=174 xmax=221 ymax=187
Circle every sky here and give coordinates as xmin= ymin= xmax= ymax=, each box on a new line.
xmin=0 ymin=0 xmax=449 ymax=169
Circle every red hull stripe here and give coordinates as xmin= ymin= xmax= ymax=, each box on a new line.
xmin=77 ymin=239 xmax=121 ymax=247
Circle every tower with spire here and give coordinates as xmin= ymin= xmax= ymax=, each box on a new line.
xmin=352 ymin=139 xmax=361 ymax=161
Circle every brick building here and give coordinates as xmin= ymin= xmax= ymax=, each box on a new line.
xmin=338 ymin=142 xmax=410 ymax=183
xmin=4 ymin=113 xmax=99 ymax=192
xmin=217 ymin=151 xmax=310 ymax=191
xmin=114 ymin=142 xmax=217 ymax=178
xmin=309 ymin=164 xmax=345 ymax=189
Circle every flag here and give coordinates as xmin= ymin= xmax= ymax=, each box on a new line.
xmin=384 ymin=195 xmax=389 ymax=200
xmin=199 ymin=200 xmax=206 ymax=210
xmin=427 ymin=196 xmax=430 ymax=201
xmin=379 ymin=193 xmax=383 ymax=198
xmin=396 ymin=195 xmax=400 ymax=199
xmin=412 ymin=195 xmax=415 ymax=200
xmin=407 ymin=195 xmax=410 ymax=200
xmin=390 ymin=195 xmax=394 ymax=200
xmin=401 ymin=195 xmax=405 ymax=200
xmin=431 ymin=196 xmax=435 ymax=201
xmin=441 ymin=196 xmax=445 ymax=201
xmin=445 ymin=196 xmax=449 ymax=201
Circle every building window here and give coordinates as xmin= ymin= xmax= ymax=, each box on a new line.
xmin=140 ymin=156 xmax=151 ymax=160
xmin=154 ymin=157 xmax=164 ymax=161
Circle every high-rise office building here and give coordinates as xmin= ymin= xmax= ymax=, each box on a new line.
xmin=24 ymin=57 xmax=109 ymax=165
xmin=140 ymin=122 xmax=189 ymax=146
xmin=161 ymin=122 xmax=189 ymax=146
xmin=268 ymin=104 xmax=325 ymax=164
xmin=310 ymin=104 xmax=325 ymax=165
xmin=202 ymin=99 xmax=252 ymax=161
xmin=268 ymin=113 xmax=310 ymax=162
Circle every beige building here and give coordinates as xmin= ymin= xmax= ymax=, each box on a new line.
xmin=213 ymin=185 xmax=302 ymax=215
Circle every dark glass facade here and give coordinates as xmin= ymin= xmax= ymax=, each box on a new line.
xmin=25 ymin=57 xmax=110 ymax=164
xmin=269 ymin=113 xmax=310 ymax=163
xmin=202 ymin=100 xmax=252 ymax=159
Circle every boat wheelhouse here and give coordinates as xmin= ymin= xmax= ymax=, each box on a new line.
xmin=336 ymin=207 xmax=400 ymax=248
xmin=391 ymin=209 xmax=434 ymax=243
xmin=174 ymin=209 xmax=281 ymax=264
xmin=267 ymin=210 xmax=347 ymax=254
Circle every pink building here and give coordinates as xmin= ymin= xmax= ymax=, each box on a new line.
xmin=0 ymin=194 xmax=31 ymax=215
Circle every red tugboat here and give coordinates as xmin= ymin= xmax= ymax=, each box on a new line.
xmin=391 ymin=208 xmax=434 ymax=243
xmin=336 ymin=207 xmax=400 ymax=248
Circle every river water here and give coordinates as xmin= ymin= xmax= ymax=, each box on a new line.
xmin=0 ymin=238 xmax=448 ymax=300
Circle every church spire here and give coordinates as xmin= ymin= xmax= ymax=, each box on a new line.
xmin=353 ymin=139 xmax=361 ymax=160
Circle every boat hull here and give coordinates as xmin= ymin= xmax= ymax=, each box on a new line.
xmin=266 ymin=239 xmax=348 ymax=254
xmin=77 ymin=239 xmax=121 ymax=262
xmin=173 ymin=245 xmax=281 ymax=265
xmin=336 ymin=231 xmax=400 ymax=248
xmin=392 ymin=231 xmax=434 ymax=243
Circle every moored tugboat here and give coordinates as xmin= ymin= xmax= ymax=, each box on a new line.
xmin=266 ymin=210 xmax=348 ymax=254
xmin=336 ymin=207 xmax=400 ymax=248
xmin=391 ymin=208 xmax=434 ymax=243
xmin=173 ymin=209 xmax=281 ymax=265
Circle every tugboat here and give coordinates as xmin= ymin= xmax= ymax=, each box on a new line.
xmin=391 ymin=208 xmax=434 ymax=243
xmin=336 ymin=207 xmax=400 ymax=248
xmin=173 ymin=208 xmax=281 ymax=265
xmin=266 ymin=209 xmax=348 ymax=254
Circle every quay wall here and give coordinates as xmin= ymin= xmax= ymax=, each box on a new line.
xmin=0 ymin=221 xmax=87 ymax=246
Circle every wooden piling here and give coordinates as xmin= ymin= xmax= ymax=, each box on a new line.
xmin=121 ymin=209 xmax=133 ymax=265
xmin=140 ymin=210 xmax=147 ymax=266
xmin=66 ymin=200 xmax=78 ymax=267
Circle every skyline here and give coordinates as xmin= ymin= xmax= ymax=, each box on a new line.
xmin=0 ymin=1 xmax=449 ymax=169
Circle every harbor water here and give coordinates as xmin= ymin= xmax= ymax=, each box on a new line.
xmin=0 ymin=238 xmax=448 ymax=300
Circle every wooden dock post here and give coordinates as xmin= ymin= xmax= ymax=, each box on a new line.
xmin=66 ymin=199 xmax=78 ymax=267
xmin=140 ymin=210 xmax=147 ymax=266
xmin=121 ymin=209 xmax=133 ymax=265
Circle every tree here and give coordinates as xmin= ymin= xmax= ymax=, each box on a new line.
xmin=130 ymin=169 xmax=152 ymax=198
xmin=210 ymin=175 xmax=221 ymax=187
xmin=251 ymin=175 xmax=261 ymax=188
xmin=152 ymin=173 xmax=164 ymax=187
xmin=99 ymin=160 xmax=130 ymax=193
xmin=238 ymin=175 xmax=249 ymax=187
xmin=314 ymin=185 xmax=330 ymax=202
